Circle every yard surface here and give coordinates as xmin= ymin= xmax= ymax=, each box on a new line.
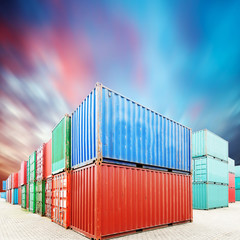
xmin=0 ymin=199 xmax=240 ymax=240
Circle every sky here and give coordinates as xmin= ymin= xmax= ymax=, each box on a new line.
xmin=0 ymin=1 xmax=240 ymax=190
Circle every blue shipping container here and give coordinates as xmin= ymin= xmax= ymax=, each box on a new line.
xmin=0 ymin=192 xmax=6 ymax=199
xmin=11 ymin=188 xmax=18 ymax=205
xmin=2 ymin=180 xmax=6 ymax=190
xmin=71 ymin=83 xmax=192 ymax=172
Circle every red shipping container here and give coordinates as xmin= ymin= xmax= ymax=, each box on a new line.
xmin=7 ymin=190 xmax=12 ymax=203
xmin=229 ymin=187 xmax=235 ymax=203
xmin=44 ymin=139 xmax=52 ymax=178
xmin=18 ymin=187 xmax=21 ymax=205
xmin=45 ymin=176 xmax=52 ymax=218
xmin=229 ymin=173 xmax=235 ymax=188
xmin=20 ymin=161 xmax=28 ymax=186
xmin=52 ymin=172 xmax=71 ymax=228
xmin=36 ymin=144 xmax=45 ymax=181
xmin=12 ymin=172 xmax=18 ymax=189
xmin=71 ymin=163 xmax=192 ymax=240
xmin=26 ymin=184 xmax=29 ymax=209
xmin=18 ymin=170 xmax=21 ymax=188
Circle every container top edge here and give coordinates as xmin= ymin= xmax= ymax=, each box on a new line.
xmin=52 ymin=114 xmax=71 ymax=132
xmin=193 ymin=129 xmax=228 ymax=143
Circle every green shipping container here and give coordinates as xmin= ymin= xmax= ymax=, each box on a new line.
xmin=29 ymin=182 xmax=36 ymax=213
xmin=29 ymin=152 xmax=36 ymax=182
xmin=236 ymin=189 xmax=240 ymax=201
xmin=192 ymin=129 xmax=228 ymax=161
xmin=235 ymin=177 xmax=240 ymax=189
xmin=52 ymin=115 xmax=71 ymax=174
xmin=235 ymin=166 xmax=240 ymax=177
xmin=228 ymin=158 xmax=235 ymax=174
xmin=193 ymin=156 xmax=228 ymax=184
xmin=36 ymin=180 xmax=45 ymax=216
xmin=21 ymin=185 xmax=26 ymax=209
xmin=193 ymin=183 xmax=228 ymax=210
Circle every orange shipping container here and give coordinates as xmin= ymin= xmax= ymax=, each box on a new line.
xmin=52 ymin=172 xmax=71 ymax=228
xmin=71 ymin=163 xmax=192 ymax=240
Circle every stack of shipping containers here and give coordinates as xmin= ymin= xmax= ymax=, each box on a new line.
xmin=44 ymin=139 xmax=52 ymax=218
xmin=70 ymin=83 xmax=192 ymax=239
xmin=29 ymin=152 xmax=37 ymax=213
xmin=1 ymin=180 xmax=6 ymax=199
xmin=235 ymin=166 xmax=240 ymax=201
xmin=192 ymin=129 xmax=229 ymax=209
xmin=18 ymin=170 xmax=21 ymax=205
xmin=51 ymin=115 xmax=71 ymax=228
xmin=11 ymin=172 xmax=18 ymax=205
xmin=228 ymin=158 xmax=235 ymax=203
xmin=36 ymin=145 xmax=46 ymax=216
xmin=6 ymin=175 xmax=12 ymax=203
xmin=21 ymin=161 xmax=27 ymax=209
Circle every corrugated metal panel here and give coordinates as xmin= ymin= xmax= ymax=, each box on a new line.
xmin=193 ymin=156 xmax=228 ymax=184
xmin=228 ymin=158 xmax=235 ymax=174
xmin=12 ymin=173 xmax=18 ymax=189
xmin=235 ymin=177 xmax=240 ymax=189
xmin=229 ymin=173 xmax=235 ymax=188
xmin=45 ymin=177 xmax=52 ymax=218
xmin=44 ymin=139 xmax=52 ymax=178
xmin=18 ymin=186 xmax=21 ymax=205
xmin=20 ymin=161 xmax=27 ymax=186
xmin=26 ymin=184 xmax=29 ymax=209
xmin=229 ymin=188 xmax=235 ymax=203
xmin=29 ymin=182 xmax=36 ymax=213
xmin=71 ymin=84 xmax=191 ymax=172
xmin=192 ymin=130 xmax=228 ymax=161
xmin=2 ymin=181 xmax=6 ymax=190
xmin=52 ymin=115 xmax=71 ymax=174
xmin=27 ymin=161 xmax=29 ymax=184
xmin=193 ymin=183 xmax=228 ymax=209
xmin=36 ymin=145 xmax=45 ymax=181
xmin=29 ymin=152 xmax=36 ymax=182
xmin=235 ymin=166 xmax=240 ymax=177
xmin=21 ymin=185 xmax=26 ymax=209
xmin=71 ymin=163 xmax=192 ymax=239
xmin=235 ymin=189 xmax=240 ymax=201
xmin=11 ymin=188 xmax=18 ymax=205
xmin=18 ymin=170 xmax=21 ymax=188
xmin=7 ymin=190 xmax=11 ymax=203
xmin=52 ymin=172 xmax=71 ymax=228
xmin=36 ymin=180 xmax=45 ymax=216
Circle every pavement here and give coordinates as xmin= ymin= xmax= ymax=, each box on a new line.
xmin=0 ymin=199 xmax=240 ymax=240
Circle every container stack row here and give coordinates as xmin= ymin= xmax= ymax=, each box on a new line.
xmin=228 ymin=158 xmax=235 ymax=203
xmin=192 ymin=129 xmax=229 ymax=209
xmin=70 ymin=83 xmax=192 ymax=239
xmin=235 ymin=166 xmax=240 ymax=201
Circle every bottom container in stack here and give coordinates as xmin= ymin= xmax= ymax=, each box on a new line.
xmin=229 ymin=172 xmax=235 ymax=203
xmin=71 ymin=163 xmax=192 ymax=240
xmin=18 ymin=186 xmax=21 ymax=206
xmin=235 ymin=177 xmax=240 ymax=201
xmin=36 ymin=180 xmax=45 ymax=216
xmin=45 ymin=177 xmax=52 ymax=218
xmin=193 ymin=183 xmax=228 ymax=209
xmin=11 ymin=188 xmax=18 ymax=205
xmin=236 ymin=190 xmax=240 ymax=201
xmin=29 ymin=182 xmax=36 ymax=213
xmin=52 ymin=172 xmax=71 ymax=228
xmin=0 ymin=192 xmax=6 ymax=199
xmin=21 ymin=185 xmax=27 ymax=209
xmin=26 ymin=184 xmax=29 ymax=210
xmin=7 ymin=190 xmax=11 ymax=203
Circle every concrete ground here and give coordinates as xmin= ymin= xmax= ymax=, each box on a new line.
xmin=0 ymin=199 xmax=240 ymax=240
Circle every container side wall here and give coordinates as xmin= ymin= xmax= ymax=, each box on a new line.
xmin=229 ymin=188 xmax=235 ymax=203
xmin=21 ymin=185 xmax=27 ymax=209
xmin=45 ymin=177 xmax=52 ymax=218
xmin=29 ymin=182 xmax=36 ymax=213
xmin=44 ymin=139 xmax=52 ymax=178
xmin=229 ymin=173 xmax=235 ymax=188
xmin=101 ymin=87 xmax=191 ymax=172
xmin=71 ymin=89 xmax=96 ymax=168
xmin=2 ymin=181 xmax=6 ymax=190
xmin=236 ymin=189 xmax=240 ymax=201
xmin=235 ymin=166 xmax=240 ymax=178
xmin=36 ymin=180 xmax=45 ymax=216
xmin=206 ymin=130 xmax=228 ymax=161
xmin=228 ymin=158 xmax=235 ymax=174
xmin=235 ymin=177 xmax=240 ymax=189
xmin=29 ymin=152 xmax=37 ymax=182
xmin=36 ymin=145 xmax=44 ymax=181
xmin=193 ymin=183 xmax=207 ymax=209
xmin=18 ymin=187 xmax=21 ymax=205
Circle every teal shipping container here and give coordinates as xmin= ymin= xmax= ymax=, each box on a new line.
xmin=235 ymin=166 xmax=240 ymax=177
xmin=52 ymin=115 xmax=71 ymax=174
xmin=193 ymin=183 xmax=228 ymax=209
xmin=192 ymin=129 xmax=228 ymax=161
xmin=235 ymin=177 xmax=240 ymax=189
xmin=29 ymin=152 xmax=36 ymax=182
xmin=193 ymin=156 xmax=228 ymax=184
xmin=236 ymin=189 xmax=240 ymax=201
xmin=29 ymin=182 xmax=36 ymax=213
xmin=11 ymin=188 xmax=18 ymax=205
xmin=228 ymin=158 xmax=235 ymax=174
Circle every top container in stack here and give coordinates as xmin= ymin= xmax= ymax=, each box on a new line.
xmin=71 ymin=83 xmax=191 ymax=172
